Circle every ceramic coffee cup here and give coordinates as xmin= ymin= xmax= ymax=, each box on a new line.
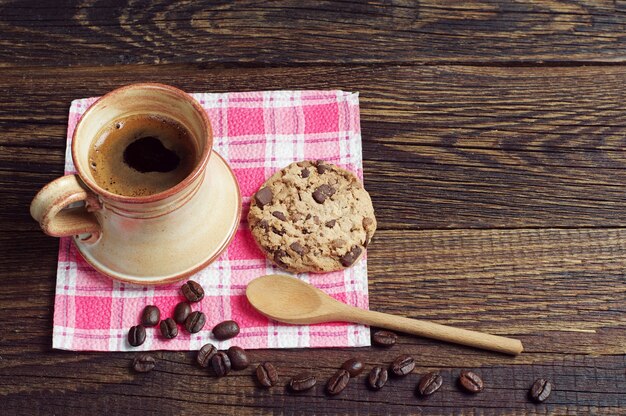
xmin=30 ymin=83 xmax=241 ymax=284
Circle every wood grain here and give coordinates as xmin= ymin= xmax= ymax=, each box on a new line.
xmin=1 ymin=0 xmax=626 ymax=413
xmin=0 ymin=0 xmax=625 ymax=67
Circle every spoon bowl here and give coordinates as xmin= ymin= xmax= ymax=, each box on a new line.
xmin=246 ymin=274 xmax=524 ymax=355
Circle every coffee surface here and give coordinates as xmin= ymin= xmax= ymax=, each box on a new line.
xmin=88 ymin=114 xmax=197 ymax=197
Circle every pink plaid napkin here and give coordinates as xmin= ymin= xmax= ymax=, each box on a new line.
xmin=53 ymin=90 xmax=371 ymax=351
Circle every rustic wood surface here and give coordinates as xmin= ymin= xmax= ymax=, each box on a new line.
xmin=1 ymin=1 xmax=625 ymax=415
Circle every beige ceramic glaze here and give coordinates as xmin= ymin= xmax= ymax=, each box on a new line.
xmin=30 ymin=83 xmax=241 ymax=285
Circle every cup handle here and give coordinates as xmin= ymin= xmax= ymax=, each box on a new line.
xmin=30 ymin=174 xmax=102 ymax=243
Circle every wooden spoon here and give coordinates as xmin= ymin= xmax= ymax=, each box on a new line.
xmin=246 ymin=274 xmax=523 ymax=355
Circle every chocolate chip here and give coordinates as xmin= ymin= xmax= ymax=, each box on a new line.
xmin=301 ymin=168 xmax=310 ymax=178
xmin=272 ymin=211 xmax=287 ymax=221
xmin=313 ymin=215 xmax=321 ymax=225
xmin=316 ymin=161 xmax=330 ymax=174
xmin=312 ymin=184 xmax=335 ymax=204
xmin=305 ymin=214 xmax=312 ymax=220
xmin=271 ymin=226 xmax=285 ymax=236
xmin=325 ymin=220 xmax=336 ymax=228
xmin=340 ymin=246 xmax=363 ymax=267
xmin=255 ymin=187 xmax=273 ymax=209
xmin=274 ymin=250 xmax=288 ymax=267
xmin=290 ymin=242 xmax=305 ymax=255
xmin=258 ymin=220 xmax=269 ymax=231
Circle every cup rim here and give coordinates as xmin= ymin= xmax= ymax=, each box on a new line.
xmin=71 ymin=82 xmax=213 ymax=204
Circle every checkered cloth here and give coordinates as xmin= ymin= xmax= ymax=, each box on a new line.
xmin=53 ymin=90 xmax=371 ymax=351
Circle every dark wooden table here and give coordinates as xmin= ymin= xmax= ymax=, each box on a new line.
xmin=1 ymin=1 xmax=625 ymax=414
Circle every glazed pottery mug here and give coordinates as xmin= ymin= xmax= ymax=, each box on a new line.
xmin=30 ymin=83 xmax=241 ymax=285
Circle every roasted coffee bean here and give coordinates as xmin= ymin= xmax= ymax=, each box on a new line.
xmin=289 ymin=373 xmax=317 ymax=392
xmin=184 ymin=311 xmax=206 ymax=333
xmin=227 ymin=346 xmax=249 ymax=370
xmin=372 ymin=330 xmax=397 ymax=347
xmin=390 ymin=355 xmax=415 ymax=376
xmin=128 ymin=325 xmax=146 ymax=347
xmin=132 ymin=354 xmax=156 ymax=373
xmin=341 ymin=358 xmax=364 ymax=377
xmin=255 ymin=187 xmax=273 ymax=208
xmin=159 ymin=318 xmax=178 ymax=339
xmin=458 ymin=370 xmax=484 ymax=393
xmin=212 ymin=320 xmax=240 ymax=340
xmin=340 ymin=245 xmax=362 ymax=267
xmin=256 ymin=362 xmax=279 ymax=387
xmin=181 ymin=280 xmax=204 ymax=302
xmin=210 ymin=351 xmax=231 ymax=377
xmin=196 ymin=343 xmax=217 ymax=368
xmin=141 ymin=305 xmax=160 ymax=327
xmin=529 ymin=378 xmax=553 ymax=403
xmin=417 ymin=372 xmax=443 ymax=397
xmin=173 ymin=301 xmax=192 ymax=324
xmin=367 ymin=366 xmax=388 ymax=390
xmin=326 ymin=369 xmax=350 ymax=396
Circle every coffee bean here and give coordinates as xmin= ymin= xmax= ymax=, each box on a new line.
xmin=255 ymin=187 xmax=273 ymax=208
xmin=417 ymin=372 xmax=443 ymax=397
xmin=272 ymin=211 xmax=287 ymax=221
xmin=181 ymin=280 xmax=204 ymax=302
xmin=132 ymin=354 xmax=156 ymax=373
xmin=372 ymin=330 xmax=397 ymax=347
xmin=341 ymin=358 xmax=364 ymax=377
xmin=210 ymin=351 xmax=231 ymax=377
xmin=390 ymin=355 xmax=415 ymax=377
xmin=196 ymin=343 xmax=217 ymax=368
xmin=326 ymin=369 xmax=350 ymax=396
xmin=289 ymin=373 xmax=317 ymax=392
xmin=141 ymin=305 xmax=160 ymax=327
xmin=159 ymin=318 xmax=178 ymax=339
xmin=173 ymin=302 xmax=191 ymax=324
xmin=458 ymin=370 xmax=484 ymax=393
xmin=256 ymin=362 xmax=279 ymax=387
xmin=529 ymin=378 xmax=553 ymax=403
xmin=227 ymin=346 xmax=249 ymax=370
xmin=212 ymin=320 xmax=240 ymax=340
xmin=340 ymin=245 xmax=362 ymax=267
xmin=312 ymin=184 xmax=336 ymax=204
xmin=128 ymin=325 xmax=146 ymax=347
xmin=184 ymin=311 xmax=206 ymax=333
xmin=367 ymin=366 xmax=388 ymax=390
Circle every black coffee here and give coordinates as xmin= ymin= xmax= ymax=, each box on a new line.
xmin=88 ymin=114 xmax=197 ymax=197
xmin=141 ymin=305 xmax=160 ymax=327
xmin=212 ymin=320 xmax=240 ymax=340
xmin=211 ymin=352 xmax=231 ymax=377
xmin=326 ymin=369 xmax=350 ymax=396
xmin=227 ymin=346 xmax=249 ymax=370
xmin=256 ymin=362 xmax=279 ymax=387
xmin=367 ymin=366 xmax=388 ymax=390
xmin=458 ymin=370 xmax=484 ymax=393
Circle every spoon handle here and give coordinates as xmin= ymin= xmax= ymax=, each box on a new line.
xmin=346 ymin=308 xmax=523 ymax=355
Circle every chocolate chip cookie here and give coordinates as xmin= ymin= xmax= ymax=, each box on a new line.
xmin=248 ymin=160 xmax=376 ymax=273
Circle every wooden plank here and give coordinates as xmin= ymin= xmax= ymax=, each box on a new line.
xmin=0 ymin=0 xmax=624 ymax=67
xmin=0 ymin=229 xmax=624 ymax=413
xmin=2 ymin=64 xmax=626 ymax=228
